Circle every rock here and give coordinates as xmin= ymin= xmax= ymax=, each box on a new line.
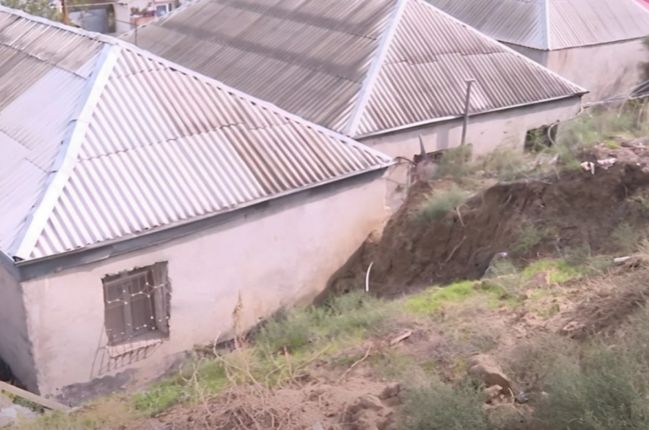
xmin=467 ymin=354 xmax=512 ymax=395
xmin=483 ymin=385 xmax=503 ymax=403
xmin=358 ymin=395 xmax=384 ymax=411
xmin=379 ymin=383 xmax=400 ymax=400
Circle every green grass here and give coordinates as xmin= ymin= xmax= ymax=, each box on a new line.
xmin=403 ymin=281 xmax=516 ymax=316
xmin=522 ymin=259 xmax=582 ymax=284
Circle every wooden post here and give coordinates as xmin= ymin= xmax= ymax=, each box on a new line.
xmin=61 ymin=0 xmax=71 ymax=25
xmin=460 ymin=79 xmax=475 ymax=146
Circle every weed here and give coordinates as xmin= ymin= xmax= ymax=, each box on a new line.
xmin=413 ymin=185 xmax=469 ymax=223
xmin=404 ymin=281 xmax=476 ymax=315
xmin=400 ymin=378 xmax=491 ymax=430
xmin=512 ymin=223 xmax=556 ymax=255
xmin=432 ymin=145 xmax=473 ymax=181
xmin=474 ymin=144 xmax=530 ymax=181
xmin=371 ymin=351 xmax=420 ymax=380
xmin=604 ymin=139 xmax=621 ymax=149
xmin=612 ymin=222 xmax=641 ymax=253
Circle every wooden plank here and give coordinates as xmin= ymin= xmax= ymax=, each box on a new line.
xmin=0 ymin=380 xmax=70 ymax=412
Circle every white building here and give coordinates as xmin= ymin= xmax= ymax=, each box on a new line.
xmin=0 ymin=7 xmax=391 ymax=403
xmin=429 ymin=0 xmax=649 ymax=103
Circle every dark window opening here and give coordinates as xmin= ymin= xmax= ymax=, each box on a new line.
xmin=103 ymin=262 xmax=170 ymax=346
xmin=525 ymin=125 xmax=557 ymax=152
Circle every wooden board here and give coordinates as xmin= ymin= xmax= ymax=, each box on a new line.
xmin=0 ymin=380 xmax=70 ymax=412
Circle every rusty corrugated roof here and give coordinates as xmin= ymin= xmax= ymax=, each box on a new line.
xmin=123 ymin=0 xmax=585 ymax=137
xmin=429 ymin=0 xmax=649 ymax=50
xmin=0 ymin=6 xmax=392 ymax=261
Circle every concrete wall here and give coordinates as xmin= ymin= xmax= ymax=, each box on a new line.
xmin=0 ymin=257 xmax=37 ymax=392
xmin=362 ymin=96 xmax=581 ymax=159
xmin=362 ymin=97 xmax=581 ymax=209
xmin=547 ymin=39 xmax=645 ymax=103
xmin=21 ymin=174 xmax=387 ymax=401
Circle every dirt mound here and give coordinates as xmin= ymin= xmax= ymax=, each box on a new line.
xmin=153 ymin=377 xmax=400 ymax=430
xmin=332 ymin=146 xmax=649 ymax=297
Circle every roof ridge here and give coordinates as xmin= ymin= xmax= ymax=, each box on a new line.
xmin=542 ymin=0 xmax=551 ymax=50
xmin=415 ymin=0 xmax=587 ymax=94
xmin=10 ymin=44 xmax=121 ymax=260
xmin=344 ymin=0 xmax=408 ymax=137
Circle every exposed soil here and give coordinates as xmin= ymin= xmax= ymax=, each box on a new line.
xmin=331 ymin=146 xmax=649 ymax=298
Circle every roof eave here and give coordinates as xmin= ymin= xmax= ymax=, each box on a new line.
xmin=13 ymin=162 xmax=393 ymax=271
xmin=354 ymin=93 xmax=586 ymax=140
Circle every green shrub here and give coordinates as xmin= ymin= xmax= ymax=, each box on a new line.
xmin=400 ymin=378 xmax=491 ymax=430
xmin=612 ymin=222 xmax=641 ymax=253
xmin=432 ymin=145 xmax=473 ymax=180
xmin=132 ymin=381 xmax=185 ymax=416
xmin=474 ymin=144 xmax=530 ymax=181
xmin=512 ymin=223 xmax=556 ymax=255
xmin=534 ymin=348 xmax=649 ymax=430
xmin=414 ymin=186 xmax=469 ymax=223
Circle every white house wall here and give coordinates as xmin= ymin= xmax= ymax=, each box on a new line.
xmin=362 ymin=97 xmax=581 ymax=209
xmin=503 ymin=43 xmax=548 ymax=66
xmin=547 ymin=39 xmax=647 ymax=103
xmin=20 ymin=175 xmax=387 ymax=402
xmin=0 ymin=258 xmax=37 ymax=392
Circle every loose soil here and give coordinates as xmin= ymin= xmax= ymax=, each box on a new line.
xmin=331 ymin=145 xmax=649 ymax=298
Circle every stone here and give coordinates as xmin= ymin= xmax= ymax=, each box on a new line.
xmin=359 ymin=395 xmax=384 ymax=411
xmin=467 ymin=354 xmax=512 ymax=395
xmin=0 ymin=407 xmax=17 ymax=428
xmin=483 ymin=385 xmax=503 ymax=403
xmin=379 ymin=383 xmax=400 ymax=400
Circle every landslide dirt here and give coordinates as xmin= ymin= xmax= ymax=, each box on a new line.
xmin=331 ymin=146 xmax=649 ymax=297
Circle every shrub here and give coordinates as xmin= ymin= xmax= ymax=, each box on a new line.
xmin=512 ymin=223 xmax=556 ymax=255
xmin=474 ymin=144 xmax=530 ymax=181
xmin=612 ymin=222 xmax=641 ymax=253
xmin=534 ymin=347 xmax=649 ymax=430
xmin=432 ymin=145 xmax=474 ymax=180
xmin=400 ymin=378 xmax=491 ymax=430
xmin=414 ymin=186 xmax=469 ymax=223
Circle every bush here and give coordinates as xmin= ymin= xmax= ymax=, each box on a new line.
xmin=534 ymin=348 xmax=649 ymax=430
xmin=414 ymin=186 xmax=469 ymax=222
xmin=474 ymin=144 xmax=530 ymax=181
xmin=400 ymin=378 xmax=492 ymax=430
xmin=512 ymin=223 xmax=556 ymax=255
xmin=612 ymin=222 xmax=641 ymax=253
xmin=432 ymin=145 xmax=474 ymax=180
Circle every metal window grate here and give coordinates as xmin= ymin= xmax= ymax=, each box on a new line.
xmin=102 ymin=262 xmax=170 ymax=346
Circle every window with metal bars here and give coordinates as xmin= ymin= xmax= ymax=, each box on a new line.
xmin=102 ymin=262 xmax=170 ymax=346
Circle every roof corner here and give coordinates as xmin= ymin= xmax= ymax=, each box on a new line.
xmin=8 ymin=44 xmax=122 ymax=260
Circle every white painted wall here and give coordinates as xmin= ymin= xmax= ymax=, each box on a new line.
xmin=0 ymin=259 xmax=37 ymax=392
xmin=21 ymin=175 xmax=387 ymax=399
xmin=547 ymin=39 xmax=647 ymax=103
xmin=362 ymin=97 xmax=581 ymax=209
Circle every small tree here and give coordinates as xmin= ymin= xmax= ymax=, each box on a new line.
xmin=0 ymin=0 xmax=62 ymax=21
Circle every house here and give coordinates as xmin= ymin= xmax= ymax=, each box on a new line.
xmin=123 ymin=0 xmax=586 ymax=164
xmin=0 ymin=6 xmax=392 ymax=403
xmin=428 ymin=0 xmax=649 ymax=103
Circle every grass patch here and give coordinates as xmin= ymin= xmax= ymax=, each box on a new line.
xmin=256 ymin=291 xmax=392 ymax=355
xmin=522 ymin=259 xmax=582 ymax=284
xmin=413 ymin=185 xmax=469 ymax=223
xmin=473 ymin=144 xmax=531 ymax=181
xmin=404 ymin=281 xmax=516 ymax=316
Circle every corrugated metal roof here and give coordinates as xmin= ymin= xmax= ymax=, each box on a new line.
xmin=123 ymin=0 xmax=584 ymax=136
xmin=428 ymin=0 xmax=649 ymax=50
xmin=357 ymin=0 xmax=584 ymax=135
xmin=0 ymin=6 xmax=392 ymax=261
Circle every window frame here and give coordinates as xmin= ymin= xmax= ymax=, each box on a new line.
xmin=102 ymin=262 xmax=170 ymax=347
